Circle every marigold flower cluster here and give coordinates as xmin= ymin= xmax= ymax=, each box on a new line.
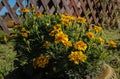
xmin=33 ymin=54 xmax=49 ymax=68
xmin=77 ymin=16 xmax=86 ymax=23
xmin=68 ymin=51 xmax=87 ymax=64
xmin=74 ymin=41 xmax=87 ymax=51
xmin=86 ymin=32 xmax=94 ymax=39
xmin=55 ymin=30 xmax=72 ymax=47
xmin=49 ymin=24 xmax=62 ymax=36
xmin=93 ymin=25 xmax=102 ymax=32
xmin=98 ymin=37 xmax=105 ymax=45
xmin=7 ymin=20 xmax=14 ymax=28
xmin=19 ymin=8 xmax=30 ymax=13
xmin=108 ymin=40 xmax=117 ymax=48
xmin=34 ymin=12 xmax=43 ymax=18
xmin=60 ymin=13 xmax=76 ymax=25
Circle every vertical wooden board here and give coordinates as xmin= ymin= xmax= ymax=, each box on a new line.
xmin=0 ymin=17 xmax=10 ymax=35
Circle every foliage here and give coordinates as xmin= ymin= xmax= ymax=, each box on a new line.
xmin=0 ymin=42 xmax=16 ymax=79
xmin=4 ymin=7 xmax=118 ymax=79
xmin=102 ymin=29 xmax=120 ymax=79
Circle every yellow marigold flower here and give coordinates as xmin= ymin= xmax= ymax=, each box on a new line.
xmin=21 ymin=32 xmax=28 ymax=38
xmin=77 ymin=16 xmax=86 ymax=23
xmin=33 ymin=54 xmax=49 ymax=68
xmin=19 ymin=8 xmax=30 ymax=13
xmin=60 ymin=14 xmax=66 ymax=19
xmin=108 ymin=40 xmax=117 ymax=48
xmin=98 ymin=37 xmax=105 ymax=45
xmin=53 ymin=24 xmax=62 ymax=32
xmin=74 ymin=41 xmax=87 ymax=51
xmin=86 ymin=32 xmax=94 ymax=39
xmin=43 ymin=41 xmax=50 ymax=48
xmin=49 ymin=24 xmax=62 ymax=36
xmin=60 ymin=13 xmax=69 ymax=18
xmin=55 ymin=31 xmax=68 ymax=43
xmin=61 ymin=18 xmax=70 ymax=25
xmin=66 ymin=15 xmax=71 ymax=19
xmin=34 ymin=12 xmax=42 ymax=18
xmin=61 ymin=13 xmax=75 ymax=21
xmin=93 ymin=25 xmax=102 ymax=32
xmin=62 ymin=41 xmax=72 ymax=47
xmin=60 ymin=13 xmax=74 ymax=25
xmin=70 ymin=16 xmax=76 ymax=21
xmin=68 ymin=51 xmax=87 ymax=64
xmin=21 ymin=28 xmax=30 ymax=38
xmin=7 ymin=21 xmax=14 ymax=28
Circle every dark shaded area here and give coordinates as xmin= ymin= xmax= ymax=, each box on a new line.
xmin=4 ymin=64 xmax=69 ymax=79
xmin=4 ymin=64 xmax=33 ymax=79
xmin=36 ymin=0 xmax=42 ymax=9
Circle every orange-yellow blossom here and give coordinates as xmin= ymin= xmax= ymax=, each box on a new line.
xmin=33 ymin=54 xmax=49 ymax=68
xmin=68 ymin=51 xmax=87 ymax=64
xmin=93 ymin=25 xmax=102 ymax=32
xmin=19 ymin=8 xmax=30 ymax=13
xmin=98 ymin=37 xmax=105 ymax=45
xmin=74 ymin=41 xmax=87 ymax=51
xmin=108 ymin=40 xmax=117 ymax=48
xmin=77 ymin=16 xmax=86 ymax=23
xmin=55 ymin=31 xmax=68 ymax=43
xmin=86 ymin=32 xmax=94 ymax=39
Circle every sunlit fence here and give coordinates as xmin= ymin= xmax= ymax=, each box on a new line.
xmin=0 ymin=0 xmax=120 ymax=35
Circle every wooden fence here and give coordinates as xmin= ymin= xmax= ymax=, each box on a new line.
xmin=0 ymin=0 xmax=120 ymax=35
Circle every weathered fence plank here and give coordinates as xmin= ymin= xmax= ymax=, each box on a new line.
xmin=0 ymin=17 xmax=10 ymax=35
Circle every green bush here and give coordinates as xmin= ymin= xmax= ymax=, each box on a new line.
xmin=5 ymin=7 xmax=118 ymax=79
xmin=0 ymin=43 xmax=16 ymax=79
